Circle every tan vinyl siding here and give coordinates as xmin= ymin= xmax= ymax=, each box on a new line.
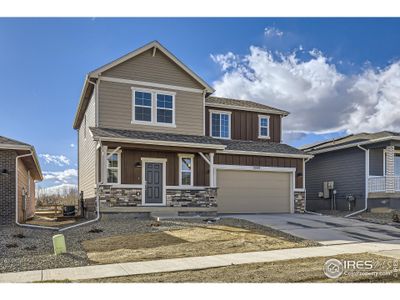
xmin=17 ymin=160 xmax=36 ymax=222
xmin=98 ymin=81 xmax=204 ymax=135
xmin=102 ymin=49 xmax=203 ymax=89
xmin=78 ymin=93 xmax=97 ymax=199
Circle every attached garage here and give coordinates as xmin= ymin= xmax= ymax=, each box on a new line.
xmin=216 ymin=167 xmax=294 ymax=214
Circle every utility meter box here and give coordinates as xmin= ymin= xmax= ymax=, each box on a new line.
xmin=53 ymin=234 xmax=67 ymax=255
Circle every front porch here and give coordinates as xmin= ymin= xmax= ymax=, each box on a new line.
xmin=96 ymin=139 xmax=221 ymax=213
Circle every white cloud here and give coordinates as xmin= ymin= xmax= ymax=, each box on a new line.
xmin=211 ymin=45 xmax=400 ymax=136
xmin=264 ymin=26 xmax=284 ymax=38
xmin=42 ymin=169 xmax=77 ymax=184
xmin=39 ymin=154 xmax=70 ymax=166
xmin=70 ymin=143 xmax=75 ymax=148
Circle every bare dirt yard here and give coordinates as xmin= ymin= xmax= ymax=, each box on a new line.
xmin=85 ymin=253 xmax=400 ymax=283
xmin=0 ymin=216 xmax=317 ymax=274
xmin=83 ymin=219 xmax=317 ymax=264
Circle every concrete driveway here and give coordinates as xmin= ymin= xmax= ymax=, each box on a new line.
xmin=224 ymin=214 xmax=400 ymax=245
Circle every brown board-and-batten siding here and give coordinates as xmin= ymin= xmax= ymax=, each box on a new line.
xmin=205 ymin=107 xmax=281 ymax=143
xmin=116 ymin=149 xmax=210 ymax=187
xmin=214 ymin=154 xmax=304 ymax=189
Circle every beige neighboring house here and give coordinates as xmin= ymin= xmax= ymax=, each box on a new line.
xmin=73 ymin=40 xmax=311 ymax=217
xmin=0 ymin=136 xmax=42 ymax=225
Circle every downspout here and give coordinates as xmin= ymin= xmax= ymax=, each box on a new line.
xmin=345 ymin=144 xmax=369 ymax=217
xmin=59 ymin=140 xmax=101 ymax=231
xmin=303 ymin=157 xmax=322 ymax=216
xmin=15 ymin=151 xmax=58 ymax=230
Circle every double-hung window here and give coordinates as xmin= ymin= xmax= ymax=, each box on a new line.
xmin=258 ymin=115 xmax=270 ymax=139
xmin=132 ymin=88 xmax=175 ymax=126
xmin=134 ymin=91 xmax=152 ymax=122
xmin=157 ymin=94 xmax=173 ymax=124
xmin=210 ymin=111 xmax=231 ymax=139
xmin=179 ymin=154 xmax=194 ymax=186
xmin=106 ymin=151 xmax=120 ymax=184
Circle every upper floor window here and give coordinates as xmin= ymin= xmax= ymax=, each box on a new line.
xmin=157 ymin=94 xmax=173 ymax=124
xmin=107 ymin=150 xmax=121 ymax=184
xmin=134 ymin=91 xmax=152 ymax=122
xmin=132 ymin=88 xmax=175 ymax=126
xmin=258 ymin=115 xmax=270 ymax=139
xmin=210 ymin=110 xmax=231 ymax=139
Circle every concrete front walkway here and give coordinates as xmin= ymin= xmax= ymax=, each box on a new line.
xmin=2 ymin=240 xmax=400 ymax=283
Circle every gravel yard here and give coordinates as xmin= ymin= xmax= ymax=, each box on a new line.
xmin=0 ymin=215 xmax=317 ymax=274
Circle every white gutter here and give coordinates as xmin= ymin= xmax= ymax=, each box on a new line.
xmin=59 ymin=140 xmax=102 ymax=231
xmin=15 ymin=152 xmax=58 ymax=230
xmin=303 ymin=157 xmax=322 ymax=216
xmin=345 ymin=145 xmax=369 ymax=217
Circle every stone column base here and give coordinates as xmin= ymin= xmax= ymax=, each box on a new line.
xmin=294 ymin=191 xmax=305 ymax=213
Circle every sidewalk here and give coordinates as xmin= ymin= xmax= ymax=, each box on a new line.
xmin=2 ymin=240 xmax=400 ymax=283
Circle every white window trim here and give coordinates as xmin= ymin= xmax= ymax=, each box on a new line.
xmin=131 ymin=87 xmax=176 ymax=127
xmin=209 ymin=109 xmax=231 ymax=140
xmin=141 ymin=157 xmax=167 ymax=206
xmin=106 ymin=149 xmax=121 ymax=184
xmin=258 ymin=115 xmax=270 ymax=139
xmin=178 ymin=154 xmax=195 ymax=186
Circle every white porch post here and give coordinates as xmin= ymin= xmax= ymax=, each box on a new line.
xmin=101 ymin=145 xmax=108 ymax=184
xmin=385 ymin=145 xmax=395 ymax=193
xmin=209 ymin=152 xmax=215 ymax=187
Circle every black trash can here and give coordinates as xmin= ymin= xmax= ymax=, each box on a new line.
xmin=63 ymin=205 xmax=76 ymax=217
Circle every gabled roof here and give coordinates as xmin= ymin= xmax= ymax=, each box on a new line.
xmin=89 ymin=41 xmax=214 ymax=93
xmin=301 ymin=131 xmax=400 ymax=154
xmin=206 ymin=96 xmax=289 ymax=116
xmin=73 ymin=40 xmax=215 ymax=130
xmin=0 ymin=135 xmax=43 ymax=180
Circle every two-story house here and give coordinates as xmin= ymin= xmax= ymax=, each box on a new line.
xmin=73 ymin=41 xmax=311 ymax=217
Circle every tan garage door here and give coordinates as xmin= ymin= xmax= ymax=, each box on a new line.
xmin=217 ymin=169 xmax=292 ymax=213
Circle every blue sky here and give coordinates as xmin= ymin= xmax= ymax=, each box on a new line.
xmin=1 ymin=18 xmax=399 ymax=188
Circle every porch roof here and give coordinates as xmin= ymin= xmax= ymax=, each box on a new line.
xmin=90 ymin=127 xmax=309 ymax=158
xmin=90 ymin=127 xmax=226 ymax=150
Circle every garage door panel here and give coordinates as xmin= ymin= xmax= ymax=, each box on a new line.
xmin=217 ymin=169 xmax=291 ymax=213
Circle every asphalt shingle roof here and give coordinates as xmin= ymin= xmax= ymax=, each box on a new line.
xmin=0 ymin=136 xmax=30 ymax=147
xmin=90 ymin=127 xmax=306 ymax=156
xmin=301 ymin=131 xmax=400 ymax=152
xmin=206 ymin=96 xmax=289 ymax=115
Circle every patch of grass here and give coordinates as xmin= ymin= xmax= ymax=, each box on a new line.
xmin=85 ymin=253 xmax=400 ymax=283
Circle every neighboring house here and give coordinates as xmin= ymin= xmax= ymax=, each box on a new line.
xmin=302 ymin=131 xmax=400 ymax=213
xmin=73 ymin=40 xmax=311 ymax=216
xmin=0 ymin=136 xmax=42 ymax=225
